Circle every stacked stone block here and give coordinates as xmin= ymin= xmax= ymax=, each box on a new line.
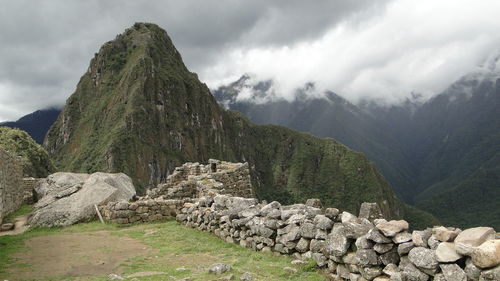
xmin=100 ymin=198 xmax=190 ymax=224
xmin=0 ymin=148 xmax=24 ymax=223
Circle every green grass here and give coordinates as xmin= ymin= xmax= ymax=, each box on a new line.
xmin=0 ymin=220 xmax=325 ymax=281
xmin=3 ymin=204 xmax=33 ymax=223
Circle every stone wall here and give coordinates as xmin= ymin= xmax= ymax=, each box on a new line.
xmin=102 ymin=160 xmax=499 ymax=280
xmin=176 ymin=195 xmax=499 ymax=281
xmin=0 ymin=148 xmax=23 ymax=223
xmin=100 ymin=198 xmax=191 ymax=224
xmin=147 ymin=159 xmax=254 ymax=199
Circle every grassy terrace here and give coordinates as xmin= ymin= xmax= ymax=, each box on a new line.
xmin=0 ymin=219 xmax=325 ymax=281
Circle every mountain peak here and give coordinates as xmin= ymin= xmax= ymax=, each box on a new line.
xmin=87 ymin=22 xmax=188 ymax=85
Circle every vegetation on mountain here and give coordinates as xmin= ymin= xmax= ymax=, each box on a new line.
xmin=43 ymin=23 xmax=431 ymax=223
xmin=0 ymin=126 xmax=54 ymax=177
xmin=215 ymin=72 xmax=500 ymax=229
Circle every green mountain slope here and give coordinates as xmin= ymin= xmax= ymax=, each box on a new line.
xmin=0 ymin=126 xmax=54 ymax=177
xmin=44 ymin=23 xmax=432 ymax=223
xmin=213 ymin=70 xmax=500 ymax=229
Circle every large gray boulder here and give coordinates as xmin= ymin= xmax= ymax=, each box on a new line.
xmin=29 ymin=172 xmax=136 ymax=227
xmin=454 ymin=227 xmax=496 ymax=256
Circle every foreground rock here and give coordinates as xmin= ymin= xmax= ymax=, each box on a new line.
xmin=208 ymin=263 xmax=232 ymax=274
xmin=29 ymin=172 xmax=136 ymax=227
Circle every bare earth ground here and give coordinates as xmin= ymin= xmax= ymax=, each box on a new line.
xmin=1 ymin=220 xmax=324 ymax=281
xmin=8 ymin=231 xmax=152 ymax=280
xmin=0 ymin=215 xmax=29 ymax=237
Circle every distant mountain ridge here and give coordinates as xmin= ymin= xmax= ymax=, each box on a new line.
xmin=0 ymin=108 xmax=61 ymax=144
xmin=214 ymin=70 xmax=500 ymax=229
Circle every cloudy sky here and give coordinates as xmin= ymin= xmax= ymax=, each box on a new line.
xmin=1 ymin=0 xmax=500 ymax=121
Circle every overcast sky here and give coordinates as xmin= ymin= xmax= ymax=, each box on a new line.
xmin=1 ymin=0 xmax=500 ymax=121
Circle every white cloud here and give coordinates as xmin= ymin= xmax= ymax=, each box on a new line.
xmin=201 ymin=0 xmax=500 ymax=104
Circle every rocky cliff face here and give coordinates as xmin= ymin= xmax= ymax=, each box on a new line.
xmin=44 ymin=23 xmax=432 ymax=224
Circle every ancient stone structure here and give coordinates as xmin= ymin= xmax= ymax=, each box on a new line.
xmin=0 ymin=148 xmax=25 ymax=224
xmin=102 ymin=160 xmax=500 ymax=281
xmin=148 ymin=159 xmax=254 ymax=199
xmin=100 ymin=160 xmax=253 ymax=224
xmin=100 ymin=198 xmax=187 ymax=224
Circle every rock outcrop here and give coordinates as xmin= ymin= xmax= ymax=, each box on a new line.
xmin=29 ymin=172 xmax=136 ymax=227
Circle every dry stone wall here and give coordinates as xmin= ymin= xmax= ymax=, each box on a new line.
xmin=147 ymin=159 xmax=254 ymax=199
xmin=100 ymin=198 xmax=189 ymax=224
xmin=102 ymin=160 xmax=499 ymax=281
xmin=0 ymin=148 xmax=23 ymax=224
xmin=176 ymin=196 xmax=499 ymax=281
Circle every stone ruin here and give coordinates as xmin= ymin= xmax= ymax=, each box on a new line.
xmin=100 ymin=159 xmax=254 ymax=224
xmin=100 ymin=159 xmax=500 ymax=281
xmin=0 ymin=148 xmax=37 ymax=229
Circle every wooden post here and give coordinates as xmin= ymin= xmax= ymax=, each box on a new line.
xmin=94 ymin=204 xmax=105 ymax=224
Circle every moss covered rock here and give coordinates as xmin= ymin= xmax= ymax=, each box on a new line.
xmin=0 ymin=126 xmax=54 ymax=177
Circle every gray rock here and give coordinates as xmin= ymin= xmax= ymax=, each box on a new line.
xmin=440 ymin=264 xmax=466 ymax=281
xmin=336 ymin=264 xmax=350 ymax=279
xmin=226 ymin=197 xmax=259 ymax=210
xmin=208 ymin=263 xmax=232 ymax=274
xmin=309 ymin=239 xmax=326 ymax=253
xmin=107 ymin=274 xmax=125 ymax=281
xmin=427 ymin=235 xmax=440 ymax=250
xmin=367 ymin=228 xmax=392 ymax=244
xmin=465 ymin=258 xmax=481 ymax=281
xmin=380 ymin=251 xmax=400 ymax=265
xmin=312 ymin=252 xmax=327 ymax=267
xmin=479 ymin=264 xmax=500 ymax=281
xmin=358 ymin=202 xmax=384 ymax=221
xmin=341 ymin=211 xmax=358 ymax=223
xmin=393 ymin=232 xmax=412 ymax=244
xmin=356 ymin=235 xmax=375 ymax=249
xmin=296 ymin=238 xmax=310 ymax=253
xmin=1 ymin=223 xmax=14 ymax=231
xmin=283 ymin=267 xmax=298 ymax=273
xmin=300 ymin=221 xmax=316 ymax=238
xmin=435 ymin=242 xmax=462 ymax=262
xmin=314 ymin=215 xmax=333 ymax=230
xmin=383 ymin=263 xmax=400 ymax=276
xmin=35 ymin=172 xmax=90 ymax=199
xmin=344 ymin=220 xmax=372 ymax=239
xmin=356 ymin=249 xmax=380 ymax=266
xmin=401 ymin=263 xmax=429 ymax=281
xmin=471 ymin=239 xmax=500 ymax=268
xmin=433 ymin=273 xmax=446 ymax=281
xmin=433 ymin=226 xmax=461 ymax=242
xmin=408 ymin=247 xmax=438 ymax=270
xmin=305 ymin=198 xmax=322 ymax=208
xmin=315 ymin=229 xmax=328 ymax=240
xmin=376 ymin=220 xmax=409 ymax=237
xmin=30 ymin=172 xmax=136 ymax=227
xmin=454 ymin=227 xmax=495 ymax=256
xmin=324 ymin=208 xmax=340 ymax=219
xmin=240 ymin=272 xmax=253 ymax=281
xmin=359 ymin=266 xmax=383 ymax=280
xmin=374 ymin=243 xmax=394 ymax=254
xmin=398 ymin=242 xmax=415 ymax=255
xmin=325 ymin=223 xmax=350 ymax=257
xmin=412 ymin=230 xmax=431 ymax=248
xmin=260 ymin=201 xmax=281 ymax=216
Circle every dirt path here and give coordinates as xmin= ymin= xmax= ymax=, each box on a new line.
xmin=6 ymin=231 xmax=152 ymax=280
xmin=0 ymin=215 xmax=29 ymax=237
